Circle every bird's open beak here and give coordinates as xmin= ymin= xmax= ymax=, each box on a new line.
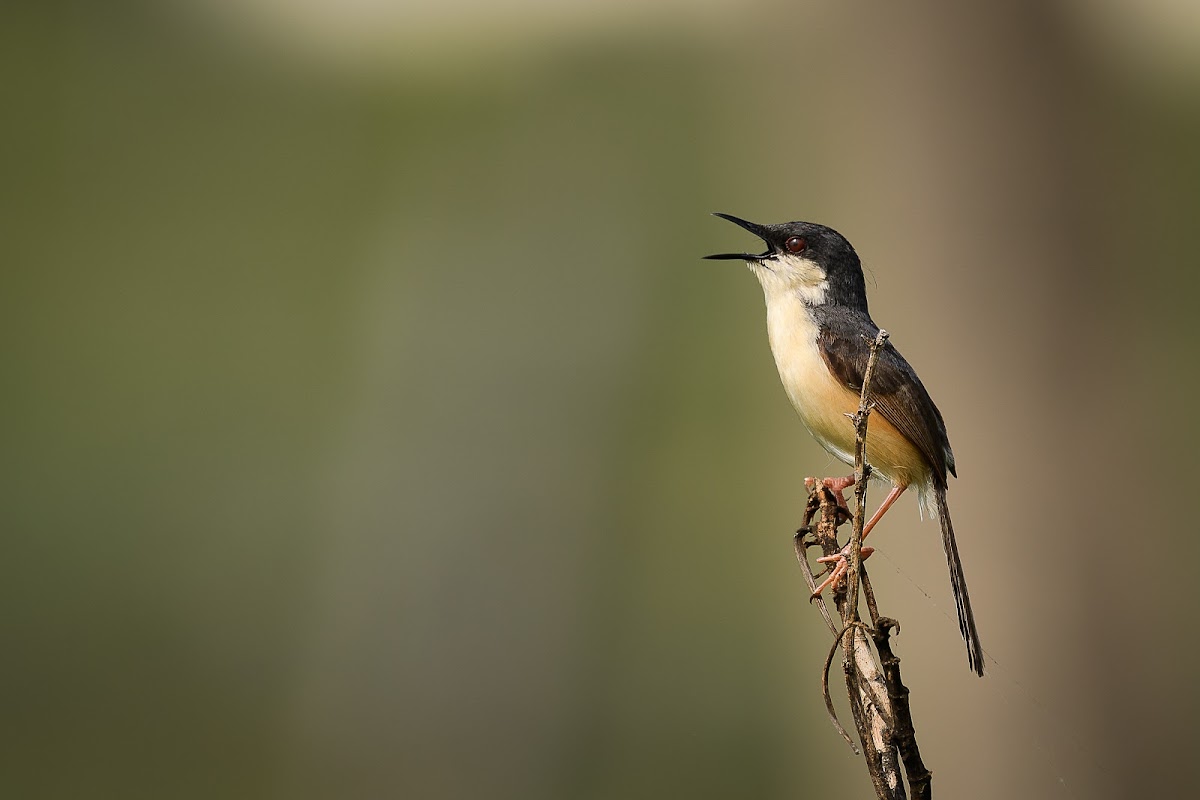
xmin=704 ymin=213 xmax=775 ymax=261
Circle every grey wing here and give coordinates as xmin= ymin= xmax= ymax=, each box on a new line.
xmin=815 ymin=308 xmax=956 ymax=484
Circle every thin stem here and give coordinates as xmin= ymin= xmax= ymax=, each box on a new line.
xmin=845 ymin=330 xmax=889 ymax=626
xmin=793 ymin=328 xmax=937 ymax=799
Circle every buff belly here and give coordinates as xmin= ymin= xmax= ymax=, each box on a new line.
xmin=765 ymin=295 xmax=931 ymax=489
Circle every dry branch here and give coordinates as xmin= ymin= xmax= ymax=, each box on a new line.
xmin=793 ymin=330 xmax=931 ymax=800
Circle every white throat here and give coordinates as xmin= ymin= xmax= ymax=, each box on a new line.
xmin=748 ymin=256 xmax=829 ymax=308
xmin=748 ymin=259 xmax=852 ymax=464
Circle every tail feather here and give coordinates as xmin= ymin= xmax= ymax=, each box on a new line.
xmin=934 ymin=486 xmax=985 ymax=676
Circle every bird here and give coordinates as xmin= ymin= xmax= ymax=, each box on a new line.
xmin=706 ymin=213 xmax=984 ymax=676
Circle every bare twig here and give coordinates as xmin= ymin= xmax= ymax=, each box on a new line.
xmin=807 ymin=486 xmax=857 ymax=745
xmin=822 ymin=620 xmax=863 ymax=751
xmin=861 ymin=569 xmax=882 ymax=629
xmin=874 ymin=618 xmax=932 ymax=800
xmin=845 ymin=329 xmax=889 ymax=625
xmin=795 ymin=488 xmax=837 ymax=637
xmin=793 ymin=329 xmax=933 ymax=799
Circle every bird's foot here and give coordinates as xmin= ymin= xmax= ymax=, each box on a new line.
xmin=809 ymin=542 xmax=875 ymax=600
xmin=805 ymin=475 xmax=856 ymax=522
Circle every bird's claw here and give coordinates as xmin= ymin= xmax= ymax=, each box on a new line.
xmin=809 ymin=543 xmax=876 ymax=600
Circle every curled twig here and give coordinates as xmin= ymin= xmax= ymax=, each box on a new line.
xmin=794 ymin=527 xmax=838 ymax=635
xmin=822 ymin=621 xmax=865 ymax=752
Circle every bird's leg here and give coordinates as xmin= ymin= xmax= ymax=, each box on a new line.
xmin=806 ymin=475 xmax=856 ymax=520
xmin=823 ymin=475 xmax=855 ymax=514
xmin=811 ymin=545 xmax=875 ymax=598
xmin=861 ymin=484 xmax=907 ymax=540
xmin=809 ymin=484 xmax=908 ymax=599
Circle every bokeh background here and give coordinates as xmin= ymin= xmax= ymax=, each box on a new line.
xmin=5 ymin=1 xmax=1199 ymax=797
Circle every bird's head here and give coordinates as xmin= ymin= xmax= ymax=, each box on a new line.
xmin=706 ymin=213 xmax=867 ymax=311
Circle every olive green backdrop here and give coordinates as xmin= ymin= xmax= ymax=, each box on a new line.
xmin=5 ymin=1 xmax=1199 ymax=798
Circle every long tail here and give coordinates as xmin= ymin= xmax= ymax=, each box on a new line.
xmin=934 ymin=485 xmax=985 ymax=676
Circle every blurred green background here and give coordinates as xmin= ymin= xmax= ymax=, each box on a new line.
xmin=4 ymin=1 xmax=1199 ymax=798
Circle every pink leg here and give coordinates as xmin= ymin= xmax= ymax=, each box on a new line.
xmin=810 ymin=546 xmax=875 ymax=598
xmin=821 ymin=475 xmax=856 ymax=494
xmin=823 ymin=476 xmax=855 ymax=513
xmin=860 ymin=484 xmax=908 ymax=542
xmin=808 ymin=483 xmax=909 ymax=600
xmin=806 ymin=475 xmax=856 ymax=516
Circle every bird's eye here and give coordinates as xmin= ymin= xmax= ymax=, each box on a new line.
xmin=785 ymin=236 xmax=807 ymax=253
